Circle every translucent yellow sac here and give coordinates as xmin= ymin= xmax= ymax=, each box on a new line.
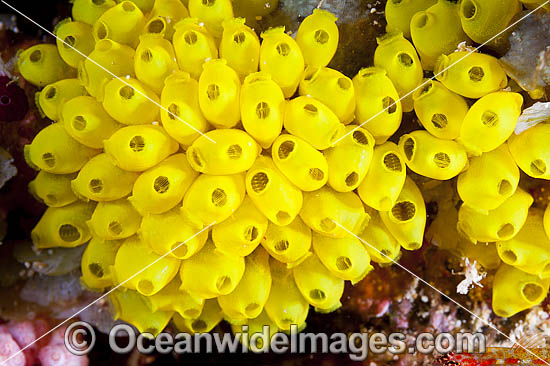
xmin=261 ymin=216 xmax=312 ymax=266
xmin=456 ymin=240 xmax=501 ymax=270
xmin=264 ymin=259 xmax=309 ymax=331
xmin=172 ymin=299 xmax=223 ymax=333
xmin=380 ymin=177 xmax=426 ymax=251
xmin=410 ymin=0 xmax=469 ymax=70
xmin=188 ymin=0 xmax=233 ymax=38
xmin=88 ymin=199 xmax=142 ymax=240
xmin=78 ymin=39 xmax=135 ymax=101
xmin=352 ymin=67 xmax=402 ymax=144
xmin=357 ymin=142 xmax=406 ymax=211
xmin=129 ymin=153 xmax=198 ymax=215
xmin=172 ymin=18 xmax=218 ymax=79
xmin=284 ymin=96 xmax=345 ymax=150
xmin=71 ymin=154 xmax=139 ymax=201
xmin=434 ymin=51 xmax=507 ymax=99
xmin=259 ymin=27 xmax=305 ymax=98
xmin=293 ymin=253 xmax=344 ymax=312
xmin=240 ymin=72 xmax=285 ymax=149
xmin=182 ymin=173 xmax=246 ymax=225
xmin=28 ymin=171 xmax=78 ymax=208
xmin=299 ymin=66 xmax=355 ymax=124
xmin=220 ymin=18 xmax=260 ymax=79
xmin=359 ymin=212 xmax=401 ymax=264
xmin=312 ymin=232 xmax=373 ymax=283
xmin=324 ymin=125 xmax=375 ymax=192
xmin=140 ymin=207 xmax=208 ymax=259
xmin=146 ymin=0 xmax=189 ymax=40
xmin=144 ymin=277 xmax=204 ymax=320
xmin=212 ymin=197 xmax=268 ymax=257
xmin=93 ymin=1 xmax=145 ymax=47
xmin=62 ymin=96 xmax=122 ymax=149
xmin=135 ymin=34 xmax=179 ymax=95
xmin=31 ymin=201 xmax=96 ymax=249
xmin=245 ymin=156 xmax=303 ymax=226
xmin=54 ymin=20 xmax=95 ymax=68
xmin=398 ymin=130 xmax=468 ymax=180
xmin=295 ymin=9 xmax=339 ymax=68
xmin=300 ymin=186 xmax=369 ymax=238
xmin=508 ymin=123 xmax=550 ymax=180
xmin=457 ymin=188 xmax=533 ymax=243
xmin=231 ymin=311 xmax=279 ymax=352
xmin=457 ymin=144 xmax=520 ymax=212
xmin=81 ymin=237 xmax=122 ymax=290
xmin=492 ymin=264 xmax=550 ymax=318
xmin=459 ymin=92 xmax=523 ymax=155
xmin=180 ymin=240 xmax=245 ymax=299
xmin=103 ymin=125 xmax=179 ymax=172
xmin=497 ymin=209 xmax=550 ymax=278
xmin=412 ymin=80 xmax=468 ymax=140
xmin=521 ymin=0 xmax=550 ymax=10
xmin=218 ymin=247 xmax=272 ymax=321
xmin=24 ymin=123 xmax=99 ymax=174
xmin=37 ymin=79 xmax=87 ymax=122
xmin=102 ymin=78 xmax=160 ymax=126
xmin=17 ymin=44 xmax=75 ymax=87
xmin=110 ymin=289 xmax=173 ymax=336
xmin=373 ymin=32 xmax=423 ymax=112
xmin=385 ymin=0 xmax=437 ymax=39
xmin=72 ymin=0 xmax=116 ymax=25
xmin=160 ymin=72 xmax=209 ymax=146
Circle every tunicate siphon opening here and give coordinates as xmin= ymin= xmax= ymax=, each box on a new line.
xmin=337 ymin=77 xmax=352 ymax=90
xmin=397 ymin=53 xmax=413 ymax=67
xmin=336 ymin=256 xmax=352 ymax=271
xmin=309 ymin=168 xmax=324 ymax=181
xmin=122 ymin=1 xmax=136 ymax=11
xmin=345 ymin=172 xmax=359 ymax=187
xmin=92 ymin=0 xmax=106 ymax=5
xmin=256 ymin=102 xmax=270 ymax=119
xmin=245 ymin=303 xmax=260 ymax=317
xmin=433 ymin=152 xmax=451 ymax=169
xmin=382 ymin=96 xmax=397 ymax=114
xmin=109 ymin=221 xmax=123 ymax=236
xmin=417 ymin=81 xmax=433 ymax=97
xmin=190 ymin=148 xmax=204 ymax=168
xmin=42 ymin=153 xmax=56 ymax=168
xmin=414 ymin=13 xmax=428 ymax=28
xmin=63 ymin=36 xmax=76 ymax=49
xmin=141 ymin=49 xmax=153 ymax=62
xmin=59 ymin=224 xmax=81 ymax=242
xmin=274 ymin=240 xmax=289 ymax=252
xmin=468 ymin=66 xmax=484 ymax=82
xmin=383 ymin=153 xmax=402 ymax=172
xmin=95 ymin=22 xmax=108 ymax=40
xmin=129 ymin=135 xmax=145 ymax=152
xmin=314 ymin=29 xmax=329 ymax=44
xmin=168 ymin=103 xmax=180 ymax=120
xmin=522 ymin=283 xmax=543 ymax=303
xmin=171 ymin=243 xmax=188 ymax=258
xmin=380 ymin=249 xmax=392 ymax=258
xmin=89 ymin=179 xmax=104 ymax=193
xmin=154 ymin=176 xmax=170 ymax=194
xmin=45 ymin=86 xmax=57 ymax=99
xmin=184 ymin=309 xmax=200 ymax=318
xmin=497 ymin=223 xmax=514 ymax=238
xmin=431 ymin=114 xmax=448 ymax=129
xmin=278 ymin=140 xmax=295 ymax=159
xmin=137 ymin=279 xmax=154 ymax=295
xmin=207 ymin=84 xmax=220 ymax=101
xmin=227 ymin=144 xmax=242 ymax=159
xmin=211 ymin=188 xmax=227 ymax=207
xmin=403 ymin=137 xmax=415 ymax=160
xmin=202 ymin=0 xmax=216 ymax=6
xmin=352 ymin=130 xmax=369 ymax=146
xmin=303 ymin=103 xmax=318 ymax=114
xmin=501 ymin=249 xmax=517 ymax=264
xmin=276 ymin=211 xmax=291 ymax=225
xmin=498 ymin=179 xmax=512 ymax=196
xmin=119 ymin=86 xmax=135 ymax=100
xmin=302 ymin=67 xmax=320 ymax=82
xmin=0 ymin=96 xmax=10 ymax=105
xmin=481 ymin=111 xmax=498 ymax=127
xmin=216 ymin=276 xmax=232 ymax=293
xmin=184 ymin=31 xmax=198 ymax=45
xmin=45 ymin=194 xmax=58 ymax=205
xmin=250 ymin=172 xmax=269 ymax=193
xmin=309 ymin=289 xmax=326 ymax=301
xmin=29 ymin=50 xmax=42 ymax=63
xmin=148 ymin=19 xmax=165 ymax=34
xmin=542 ymin=262 xmax=550 ymax=277
xmin=233 ymin=32 xmax=246 ymax=44
xmin=319 ymin=217 xmax=335 ymax=232
xmin=243 ymin=225 xmax=259 ymax=241
xmin=72 ymin=116 xmax=87 ymax=131
xmin=391 ymin=201 xmax=416 ymax=221
xmin=88 ymin=263 xmax=104 ymax=278
xmin=530 ymin=159 xmax=547 ymax=176
xmin=276 ymin=43 xmax=290 ymax=56
xmin=462 ymin=0 xmax=477 ymax=19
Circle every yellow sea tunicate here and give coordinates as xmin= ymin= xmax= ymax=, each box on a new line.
xmin=374 ymin=32 xmax=423 ymax=112
xmin=212 ymin=197 xmax=268 ymax=257
xmin=218 ymin=248 xmax=272 ymax=322
xmin=134 ymin=34 xmax=178 ymax=95
xmin=312 ymin=232 xmax=373 ymax=284
xmin=231 ymin=311 xmax=279 ymax=352
xmin=295 ymin=9 xmax=339 ymax=68
xmin=410 ymin=0 xmax=469 ymax=70
xmin=37 ymin=79 xmax=87 ymax=122
xmin=458 ymin=188 xmax=533 ymax=243
xmin=324 ymin=126 xmax=375 ymax=192
xmin=457 ymin=144 xmax=520 ymax=212
xmin=140 ymin=207 xmax=208 ymax=259
xmin=261 ymin=216 xmax=312 ymax=266
xmin=188 ymin=0 xmax=234 ymax=38
xmin=412 ymin=80 xmax=468 ymax=140
xmin=146 ymin=0 xmax=189 ymax=40
xmin=259 ymin=27 xmax=305 ymax=98
xmin=29 ymin=171 xmax=78 ymax=208
xmin=353 ymin=67 xmax=402 ymax=144
xmin=380 ymin=177 xmax=426 ymax=250
xmin=299 ymin=66 xmax=355 ymax=124
xmin=182 ymin=173 xmax=246 ymax=225
xmin=300 ymin=186 xmax=368 ymax=238
xmin=144 ymin=277 xmax=204 ymax=320
xmin=357 ymin=142 xmax=406 ymax=211
xmin=492 ymin=264 xmax=550 ymax=318
xmin=54 ymin=20 xmax=95 ymax=68
xmin=160 ymin=72 xmax=209 ymax=146
xmin=359 ymin=211 xmax=401 ymax=264
xmin=271 ymin=134 xmax=328 ymax=192
xmin=172 ymin=18 xmax=218 ymax=79
xmin=240 ymin=72 xmax=285 ymax=149
xmin=31 ymin=201 xmax=96 ymax=249
xmin=72 ymin=0 xmax=116 ymax=25
xmin=62 ymin=96 xmax=122 ymax=149
xmin=434 ymin=51 xmax=507 ymax=99
xmin=129 ymin=154 xmax=198 ymax=215
xmin=71 ymin=153 xmax=139 ymax=201
xmin=104 ymin=125 xmax=179 ymax=172
xmin=385 ymin=0 xmax=437 ymax=39
xmin=284 ymin=96 xmax=344 ymax=150
xmin=293 ymin=254 xmax=344 ymax=312
xmin=508 ymin=122 xmax=550 ymax=180
xmin=459 ymin=92 xmax=523 ymax=155
xmin=180 ymin=240 xmax=245 ymax=299
xmin=457 ymin=241 xmax=502 ymax=270
xmin=24 ymin=123 xmax=99 ymax=174
xmin=246 ymin=156 xmax=303 ymax=226
xmin=198 ymin=59 xmax=241 ymax=128
xmin=88 ymin=199 xmax=142 ymax=240
xmin=172 ymin=299 xmax=223 ymax=334
xmin=220 ymin=18 xmax=260 ymax=79
xmin=398 ymin=130 xmax=468 ymax=180
xmin=93 ymin=1 xmax=145 ymax=47
xmin=125 ymin=0 xmax=155 ymax=12
xmin=17 ymin=44 xmax=75 ymax=87
xmin=81 ymin=237 xmax=122 ymax=290
xmin=102 ymin=78 xmax=160 ymax=125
